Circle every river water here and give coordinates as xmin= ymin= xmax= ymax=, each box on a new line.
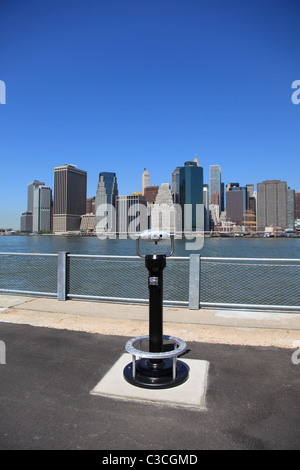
xmin=0 ymin=235 xmax=299 ymax=306
xmin=0 ymin=234 xmax=299 ymax=259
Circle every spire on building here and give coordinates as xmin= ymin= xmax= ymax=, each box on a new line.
xmin=194 ymin=154 xmax=200 ymax=167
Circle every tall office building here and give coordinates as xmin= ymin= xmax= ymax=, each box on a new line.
xmin=32 ymin=185 xmax=52 ymax=232
xmin=151 ymin=183 xmax=176 ymax=232
xmin=20 ymin=211 xmax=33 ymax=232
xmin=226 ymin=187 xmax=247 ymax=226
xmin=53 ymin=164 xmax=87 ymax=232
xmin=209 ymin=165 xmax=221 ymax=207
xmin=20 ymin=180 xmax=47 ymax=232
xmin=287 ymin=187 xmax=295 ymax=230
xmin=86 ymin=197 xmax=95 ymax=214
xmin=203 ymin=185 xmax=210 ymax=231
xmin=116 ymin=194 xmax=147 ymax=235
xmin=144 ymin=185 xmax=159 ymax=204
xmin=27 ymin=180 xmax=45 ymax=213
xmin=220 ymin=182 xmax=225 ymax=212
xmin=257 ymin=180 xmax=287 ymax=231
xmin=142 ymin=168 xmax=150 ymax=195
xmin=171 ymin=166 xmax=183 ymax=204
xmin=179 ymin=161 xmax=203 ymax=232
xmin=95 ymin=172 xmax=118 ymax=233
xmin=295 ymin=190 xmax=300 ymax=219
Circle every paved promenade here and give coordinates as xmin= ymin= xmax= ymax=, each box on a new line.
xmin=0 ymin=294 xmax=299 ymax=450
xmin=0 ymin=294 xmax=300 ymax=348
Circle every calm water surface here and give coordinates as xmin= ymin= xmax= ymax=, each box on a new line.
xmin=0 ymin=234 xmax=299 ymax=258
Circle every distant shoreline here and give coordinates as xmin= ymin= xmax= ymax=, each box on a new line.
xmin=1 ymin=232 xmax=300 ymax=239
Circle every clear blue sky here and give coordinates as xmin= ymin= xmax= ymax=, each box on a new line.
xmin=0 ymin=0 xmax=299 ymax=229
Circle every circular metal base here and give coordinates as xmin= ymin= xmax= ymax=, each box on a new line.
xmin=123 ymin=358 xmax=190 ymax=389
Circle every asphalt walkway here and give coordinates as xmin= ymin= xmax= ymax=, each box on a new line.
xmin=0 ymin=294 xmax=299 ymax=450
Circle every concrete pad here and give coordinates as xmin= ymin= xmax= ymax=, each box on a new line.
xmin=0 ymin=295 xmax=35 ymax=308
xmin=90 ymin=353 xmax=209 ymax=410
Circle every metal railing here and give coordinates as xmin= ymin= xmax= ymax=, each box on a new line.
xmin=0 ymin=251 xmax=299 ymax=311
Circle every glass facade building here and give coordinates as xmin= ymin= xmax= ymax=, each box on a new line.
xmin=53 ymin=164 xmax=87 ymax=232
xmin=95 ymin=172 xmax=118 ymax=233
xmin=179 ymin=161 xmax=203 ymax=231
xmin=209 ymin=165 xmax=221 ymax=205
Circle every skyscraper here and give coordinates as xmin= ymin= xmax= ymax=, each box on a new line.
xmin=179 ymin=161 xmax=203 ymax=232
xmin=20 ymin=180 xmax=47 ymax=232
xmin=53 ymin=164 xmax=87 ymax=232
xmin=27 ymin=180 xmax=45 ymax=213
xmin=171 ymin=166 xmax=183 ymax=204
xmin=116 ymin=194 xmax=147 ymax=235
xmin=209 ymin=165 xmax=221 ymax=207
xmin=226 ymin=187 xmax=246 ymax=226
xmin=295 ymin=190 xmax=300 ymax=220
xmin=95 ymin=172 xmax=118 ymax=233
xmin=144 ymin=186 xmax=159 ymax=204
xmin=287 ymin=187 xmax=295 ymax=230
xmin=151 ymin=183 xmax=176 ymax=232
xmin=257 ymin=180 xmax=287 ymax=231
xmin=32 ymin=185 xmax=52 ymax=232
xmin=142 ymin=168 xmax=150 ymax=195
xmin=203 ymin=185 xmax=210 ymax=231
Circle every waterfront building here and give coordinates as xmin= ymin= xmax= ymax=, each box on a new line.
xmin=245 ymin=195 xmax=257 ymax=232
xmin=151 ymin=183 xmax=176 ymax=232
xmin=226 ymin=186 xmax=247 ymax=226
xmin=203 ymin=185 xmax=210 ymax=232
xmin=144 ymin=185 xmax=159 ymax=204
xmin=171 ymin=166 xmax=183 ymax=204
xmin=287 ymin=187 xmax=295 ymax=231
xmin=86 ymin=197 xmax=95 ymax=214
xmin=209 ymin=165 xmax=221 ymax=208
xmin=209 ymin=203 xmax=220 ymax=226
xmin=257 ymin=180 xmax=287 ymax=231
xmin=27 ymin=180 xmax=45 ymax=213
xmin=179 ymin=161 xmax=203 ymax=232
xmin=95 ymin=172 xmax=118 ymax=233
xmin=211 ymin=190 xmax=219 ymax=205
xmin=142 ymin=168 xmax=150 ymax=195
xmin=20 ymin=211 xmax=33 ymax=232
xmin=20 ymin=180 xmax=50 ymax=232
xmin=246 ymin=184 xmax=254 ymax=208
xmin=116 ymin=194 xmax=147 ymax=236
xmin=80 ymin=213 xmax=95 ymax=233
xmin=219 ymin=181 xmax=225 ymax=212
xmin=32 ymin=185 xmax=52 ymax=232
xmin=295 ymin=190 xmax=300 ymax=220
xmin=53 ymin=164 xmax=87 ymax=232
xmin=22 ymin=180 xmax=45 ymax=232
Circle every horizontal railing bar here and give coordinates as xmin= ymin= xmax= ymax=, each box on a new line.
xmin=68 ymin=294 xmax=188 ymax=305
xmin=0 ymin=288 xmax=57 ymax=296
xmin=68 ymin=294 xmax=148 ymax=302
xmin=0 ymin=252 xmax=58 ymax=257
xmin=201 ymin=257 xmax=300 ymax=262
xmin=200 ymin=301 xmax=300 ymax=311
xmin=68 ymin=254 xmax=188 ymax=260
xmin=69 ymin=254 xmax=139 ymax=259
xmin=0 ymin=252 xmax=298 ymax=262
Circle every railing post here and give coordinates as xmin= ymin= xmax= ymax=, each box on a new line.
xmin=189 ymin=254 xmax=201 ymax=310
xmin=57 ymin=251 xmax=70 ymax=301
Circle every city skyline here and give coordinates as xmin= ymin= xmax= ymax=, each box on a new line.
xmin=14 ymin=160 xmax=300 ymax=233
xmin=0 ymin=0 xmax=299 ymax=229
